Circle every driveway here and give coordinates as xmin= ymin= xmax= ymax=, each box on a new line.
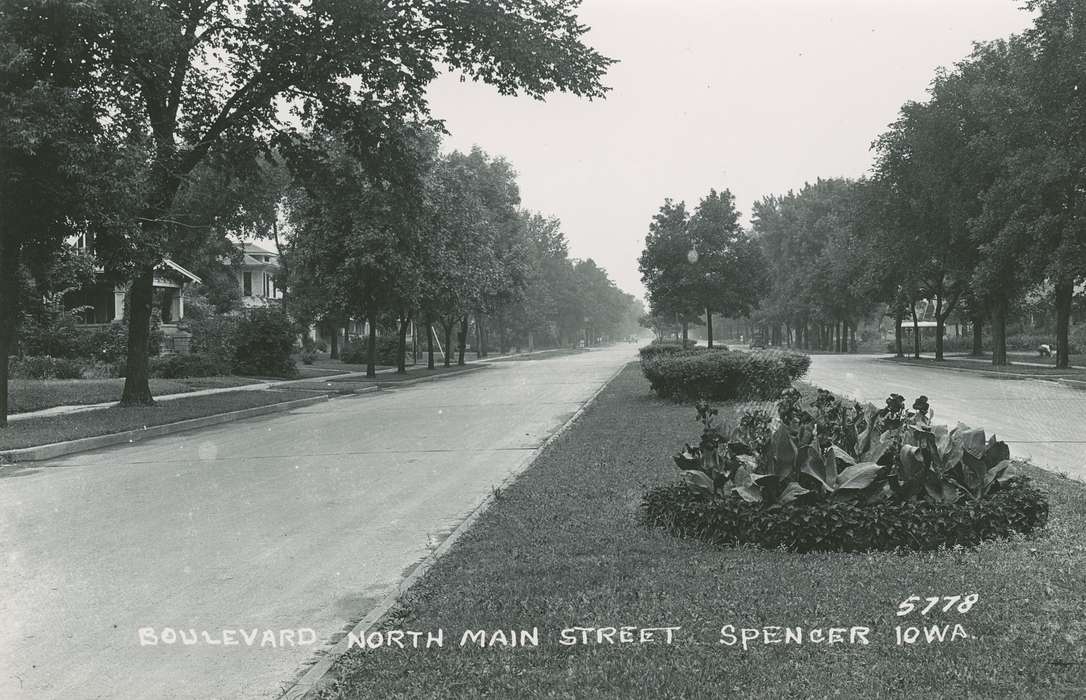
xmin=806 ymin=354 xmax=1086 ymax=479
xmin=0 ymin=345 xmax=635 ymax=699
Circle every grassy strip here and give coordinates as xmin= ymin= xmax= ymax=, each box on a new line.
xmin=326 ymin=365 xmax=481 ymax=383
xmin=0 ymin=389 xmax=320 ymax=450
xmin=950 ymin=351 xmax=1086 ymax=368
xmin=487 ymin=348 xmax=590 ymax=362
xmin=883 ymin=356 xmax=1086 ymax=378
xmin=322 ymin=363 xmax=1086 ymax=699
xmin=7 ymin=376 xmax=261 ymax=414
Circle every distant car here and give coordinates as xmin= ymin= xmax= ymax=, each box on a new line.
xmin=1038 ymin=343 xmax=1052 ymax=357
xmin=749 ymin=332 xmax=767 ymax=349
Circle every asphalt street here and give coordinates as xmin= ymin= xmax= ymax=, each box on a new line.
xmin=0 ymin=345 xmax=635 ymax=699
xmin=806 ymin=353 xmax=1086 ymax=480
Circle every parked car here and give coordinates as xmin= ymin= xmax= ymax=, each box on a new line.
xmin=749 ymin=332 xmax=767 ymax=349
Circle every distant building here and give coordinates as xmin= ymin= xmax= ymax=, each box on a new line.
xmin=234 ymin=241 xmax=283 ymax=308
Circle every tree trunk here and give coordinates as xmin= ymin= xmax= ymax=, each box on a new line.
xmin=366 ymin=314 xmax=378 ymax=378
xmin=971 ymin=315 xmax=983 ymax=356
xmin=443 ymin=320 xmax=453 ymax=367
xmin=457 ymin=315 xmax=468 ymax=366
xmin=894 ymin=309 xmax=904 ymax=358
xmin=1055 ymin=279 xmax=1073 ymax=369
xmin=329 ymin=322 xmax=339 ymax=360
xmin=475 ymin=315 xmax=483 ymax=358
xmin=849 ymin=321 xmax=856 ymax=353
xmin=0 ymin=236 xmax=19 ymax=427
xmin=991 ymin=299 xmax=1008 ymax=366
xmin=705 ymin=308 xmax=714 ymax=348
xmin=934 ymin=295 xmax=945 ymax=361
xmin=396 ymin=312 xmax=410 ymax=374
xmin=910 ymin=302 xmax=920 ymax=359
xmin=498 ymin=314 xmax=507 ymax=355
xmin=120 ymin=268 xmax=156 ymax=405
xmin=681 ymin=321 xmax=688 ymax=346
xmin=426 ymin=317 xmax=435 ymax=370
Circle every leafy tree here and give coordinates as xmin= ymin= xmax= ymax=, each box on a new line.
xmin=639 ymin=199 xmax=700 ymax=344
xmin=79 ymin=0 xmax=613 ymax=404
xmin=0 ymin=1 xmax=108 ymax=425
xmin=687 ymin=188 xmax=764 ymax=347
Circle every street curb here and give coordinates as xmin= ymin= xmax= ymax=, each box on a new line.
xmin=875 ymin=357 xmax=1086 ymax=384
xmin=277 ymin=360 xmax=631 ymax=700
xmin=0 ymin=394 xmax=330 ymax=464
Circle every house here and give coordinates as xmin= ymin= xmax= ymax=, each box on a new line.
xmin=234 ymin=241 xmax=283 ymax=308
xmin=65 ymin=232 xmax=202 ymax=332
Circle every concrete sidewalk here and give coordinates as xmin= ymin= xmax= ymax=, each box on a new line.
xmin=7 ymin=351 xmax=532 ymax=424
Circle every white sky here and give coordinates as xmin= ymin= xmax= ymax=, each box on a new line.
xmin=425 ymin=0 xmax=1035 ymax=301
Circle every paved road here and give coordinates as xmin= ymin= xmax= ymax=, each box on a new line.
xmin=806 ymin=354 xmax=1086 ymax=479
xmin=0 ymin=345 xmax=634 ymax=699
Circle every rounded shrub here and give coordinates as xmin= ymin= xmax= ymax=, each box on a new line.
xmin=641 ymin=349 xmax=809 ymax=401
xmin=641 ymin=479 xmax=1049 ymax=553
xmin=231 ymin=309 xmax=297 ymax=378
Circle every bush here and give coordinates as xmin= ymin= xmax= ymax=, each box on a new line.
xmin=231 ymin=309 xmax=296 ymax=377
xmin=149 ymin=353 xmax=232 ymax=379
xmin=187 ymin=315 xmax=240 ymax=367
xmin=641 ymin=479 xmax=1048 ymax=553
xmin=9 ymin=355 xmax=86 ymax=379
xmin=641 ymin=349 xmax=809 ymax=401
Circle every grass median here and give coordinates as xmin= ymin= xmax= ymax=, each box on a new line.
xmin=321 ymin=362 xmax=1086 ymax=699
xmin=0 ymin=388 xmax=322 ymax=451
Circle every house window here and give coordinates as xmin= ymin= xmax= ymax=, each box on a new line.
xmin=243 ymin=271 xmax=252 ymax=296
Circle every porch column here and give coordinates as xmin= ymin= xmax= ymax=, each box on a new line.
xmin=113 ymin=286 xmax=126 ymax=320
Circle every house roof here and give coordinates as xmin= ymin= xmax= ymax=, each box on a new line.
xmin=160 ymin=258 xmax=202 ymax=284
xmin=239 ymin=241 xmax=277 ymax=257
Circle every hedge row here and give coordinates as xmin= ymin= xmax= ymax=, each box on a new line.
xmin=641 ymin=479 xmax=1049 ymax=553
xmin=641 ymin=349 xmax=810 ymax=401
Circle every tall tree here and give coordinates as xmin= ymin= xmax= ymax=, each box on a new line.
xmin=639 ymin=199 xmax=699 ymax=344
xmin=82 ymin=0 xmax=613 ymax=404
xmin=687 ymin=188 xmax=763 ymax=347
xmin=0 ymin=1 xmax=109 ymax=425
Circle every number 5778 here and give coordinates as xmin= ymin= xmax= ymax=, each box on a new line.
xmin=896 ymin=594 xmax=979 ymax=616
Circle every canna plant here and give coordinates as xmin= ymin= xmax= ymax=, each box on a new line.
xmin=670 ymin=390 xmax=1018 ymax=508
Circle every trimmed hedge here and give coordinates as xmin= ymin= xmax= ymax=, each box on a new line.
xmin=641 ymin=349 xmax=810 ymax=401
xmin=638 ymin=341 xmax=710 ymax=361
xmin=641 ymin=478 xmax=1049 ymax=553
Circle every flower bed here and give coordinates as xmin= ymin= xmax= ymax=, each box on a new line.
xmin=640 ymin=390 xmax=1050 ymax=552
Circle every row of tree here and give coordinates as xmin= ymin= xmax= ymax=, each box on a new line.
xmin=0 ymin=0 xmax=615 ymax=420
xmin=642 ymin=0 xmax=1086 ymax=369
xmin=284 ymin=130 xmax=642 ymax=376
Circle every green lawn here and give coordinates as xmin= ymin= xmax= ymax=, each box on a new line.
xmin=7 ymin=376 xmax=262 ymax=414
xmin=0 ymin=388 xmax=321 ymax=451
xmin=321 ymin=363 xmax=1086 ymax=699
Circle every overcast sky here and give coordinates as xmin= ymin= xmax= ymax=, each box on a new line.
xmin=425 ymin=0 xmax=1035 ymax=301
